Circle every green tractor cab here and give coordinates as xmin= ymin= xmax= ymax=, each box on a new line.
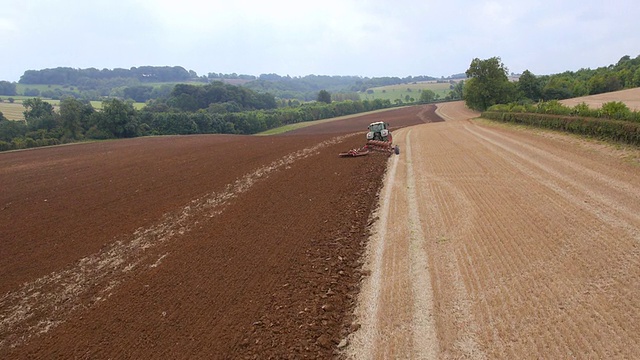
xmin=366 ymin=121 xmax=392 ymax=142
xmin=339 ymin=121 xmax=400 ymax=157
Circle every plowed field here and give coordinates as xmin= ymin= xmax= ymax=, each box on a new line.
xmin=0 ymin=106 xmax=432 ymax=359
xmin=3 ymin=101 xmax=639 ymax=359
xmin=349 ymin=101 xmax=640 ymax=359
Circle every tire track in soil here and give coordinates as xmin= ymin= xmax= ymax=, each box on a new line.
xmin=404 ymin=130 xmax=438 ymax=359
xmin=347 ymin=110 xmax=444 ymax=359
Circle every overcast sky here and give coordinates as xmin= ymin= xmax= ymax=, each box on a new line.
xmin=1 ymin=0 xmax=638 ymax=82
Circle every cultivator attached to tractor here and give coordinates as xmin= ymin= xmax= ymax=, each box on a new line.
xmin=339 ymin=121 xmax=400 ymax=157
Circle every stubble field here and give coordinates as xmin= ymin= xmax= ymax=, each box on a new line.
xmin=349 ymin=100 xmax=640 ymax=359
xmin=559 ymin=87 xmax=640 ymax=110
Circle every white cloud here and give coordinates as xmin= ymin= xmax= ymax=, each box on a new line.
xmin=0 ymin=0 xmax=639 ymax=81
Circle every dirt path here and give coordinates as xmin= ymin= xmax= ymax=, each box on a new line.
xmin=349 ymin=101 xmax=640 ymax=358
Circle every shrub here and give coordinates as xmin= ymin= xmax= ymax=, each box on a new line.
xmin=536 ymin=100 xmax=572 ymax=115
xmin=510 ymin=105 xmax=526 ymax=113
xmin=600 ymin=101 xmax=631 ymax=119
xmin=0 ymin=140 xmax=11 ymax=151
xmin=572 ymin=102 xmax=592 ymax=117
xmin=482 ymin=111 xmax=640 ymax=146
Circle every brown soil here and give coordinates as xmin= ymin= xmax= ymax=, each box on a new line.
xmin=0 ymin=106 xmax=435 ymax=358
xmin=349 ymin=101 xmax=640 ymax=359
xmin=284 ymin=105 xmax=440 ymax=136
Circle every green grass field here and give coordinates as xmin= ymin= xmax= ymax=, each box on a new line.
xmin=359 ymin=81 xmax=456 ymax=102
xmin=16 ymin=83 xmax=81 ymax=94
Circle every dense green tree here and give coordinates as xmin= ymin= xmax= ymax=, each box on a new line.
xmin=150 ymin=84 xmax=174 ymax=100
xmin=94 ymin=99 xmax=139 ymax=138
xmin=517 ymin=70 xmax=543 ymax=101
xmin=420 ymin=89 xmax=436 ymax=103
xmin=464 ymin=57 xmax=514 ymax=111
xmin=449 ymin=81 xmax=464 ymax=100
xmin=22 ymin=98 xmax=58 ymax=130
xmin=23 ymin=98 xmax=54 ymax=121
xmin=123 ymin=85 xmax=153 ymax=102
xmin=633 ymin=69 xmax=640 ymax=87
xmin=0 ymin=116 xmax=27 ymax=142
xmin=317 ymin=90 xmax=331 ymax=103
xmin=541 ymin=76 xmax=574 ymax=100
xmin=60 ymin=99 xmax=82 ymax=139
xmin=167 ymin=82 xmax=276 ymax=112
xmin=0 ymin=81 xmax=17 ymax=96
xmin=59 ymin=97 xmax=94 ymax=139
xmin=19 ymin=66 xmax=196 ymax=85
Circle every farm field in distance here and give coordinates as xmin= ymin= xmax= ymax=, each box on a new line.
xmin=359 ymin=81 xmax=456 ymax=102
xmin=0 ymin=97 xmax=146 ymax=121
xmin=559 ymin=87 xmax=640 ymax=111
xmin=0 ymin=102 xmax=25 ymax=121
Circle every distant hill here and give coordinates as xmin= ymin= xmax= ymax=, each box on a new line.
xmin=11 ymin=66 xmax=443 ymax=102
xmin=243 ymin=74 xmax=439 ymax=101
xmin=19 ymin=66 xmax=199 ymax=85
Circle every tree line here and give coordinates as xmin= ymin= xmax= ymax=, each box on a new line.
xmin=244 ymin=74 xmax=438 ymax=101
xmin=0 ymin=86 xmax=395 ymax=152
xmin=160 ymin=82 xmax=278 ymax=112
xmin=0 ymin=81 xmax=17 ymax=96
xmin=4 ymin=67 xmax=441 ymax=104
xmin=19 ymin=66 xmax=198 ymax=85
xmin=463 ymin=55 xmax=640 ymax=146
xmin=463 ymin=54 xmax=640 ymax=111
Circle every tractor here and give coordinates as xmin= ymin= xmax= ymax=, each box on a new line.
xmin=339 ymin=121 xmax=400 ymax=157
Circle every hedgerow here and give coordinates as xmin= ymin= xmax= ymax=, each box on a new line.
xmin=487 ymin=101 xmax=640 ymax=123
xmin=481 ymin=111 xmax=640 ymax=146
